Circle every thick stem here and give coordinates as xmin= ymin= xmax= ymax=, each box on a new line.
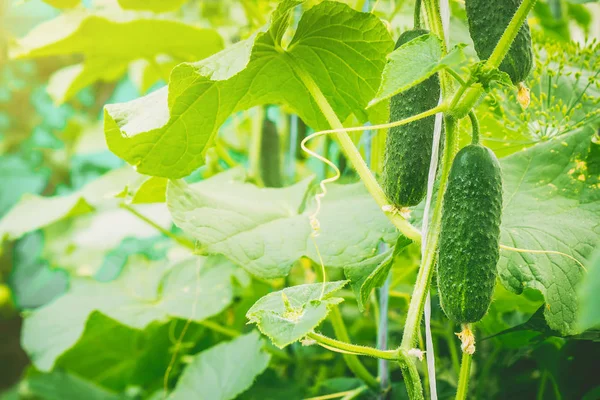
xmin=328 ymin=306 xmax=380 ymax=390
xmin=447 ymin=323 xmax=461 ymax=375
xmin=414 ymin=0 xmax=423 ymax=29
xmin=400 ymin=360 xmax=426 ymax=400
xmin=423 ymin=0 xmax=451 ymax=97
xmin=400 ymin=116 xmax=458 ymax=350
xmin=487 ymin=0 xmax=537 ymax=68
xmin=284 ymin=52 xmax=422 ymax=243
xmin=308 ymin=331 xmax=399 ymax=361
xmin=455 ymin=351 xmax=473 ymax=400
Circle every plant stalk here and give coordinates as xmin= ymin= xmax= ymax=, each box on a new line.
xmin=423 ymin=0 xmax=452 ymax=97
xmin=284 ymin=52 xmax=422 ymax=243
xmin=309 ymin=331 xmax=399 ymax=361
xmin=328 ymin=306 xmax=380 ymax=390
xmin=414 ymin=0 xmax=423 ymax=29
xmin=455 ymin=351 xmax=473 ymax=400
xmin=400 ymin=116 xmax=457 ymax=350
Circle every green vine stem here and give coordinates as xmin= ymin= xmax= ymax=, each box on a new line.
xmin=308 ymin=327 xmax=424 ymax=400
xmin=120 ymin=203 xmax=195 ymax=250
xmin=423 ymin=0 xmax=452 ymax=97
xmin=468 ymin=110 xmax=480 ymax=144
xmin=400 ymin=116 xmax=458 ymax=351
xmin=308 ymin=331 xmax=399 ymax=361
xmin=414 ymin=0 xmax=423 ymax=29
xmin=328 ymin=306 xmax=380 ymax=390
xmin=284 ymin=52 xmax=423 ymax=243
xmin=451 ymin=0 xmax=538 ymax=118
xmin=455 ymin=351 xmax=473 ymax=400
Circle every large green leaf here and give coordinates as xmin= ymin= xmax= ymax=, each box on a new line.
xmin=167 ymin=169 xmax=397 ymax=279
xmin=24 ymin=369 xmax=126 ymax=400
xmin=117 ymin=0 xmax=187 ymax=12
xmin=11 ymin=10 xmax=223 ymax=103
xmin=0 ymin=167 xmax=135 ymax=242
xmin=171 ymin=331 xmax=271 ymax=400
xmin=22 ymin=255 xmax=239 ymax=371
xmin=104 ymin=0 xmax=393 ymax=178
xmin=498 ymin=128 xmax=600 ymax=335
xmin=578 ymin=249 xmax=600 ymax=331
xmin=9 ymin=232 xmax=68 ymax=309
xmin=42 ymin=203 xmax=172 ymax=277
xmin=54 ymin=313 xmax=179 ymax=391
xmin=368 ymin=35 xmax=466 ymax=106
xmin=344 ymin=236 xmax=413 ymax=311
xmin=42 ymin=0 xmax=80 ymax=9
xmin=246 ymin=281 xmax=347 ymax=348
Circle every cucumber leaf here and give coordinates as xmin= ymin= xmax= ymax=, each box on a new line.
xmin=54 ymin=313 xmax=180 ymax=391
xmin=117 ymin=0 xmax=187 ymax=13
xmin=24 ymin=369 xmax=126 ymax=400
xmin=171 ymin=331 xmax=271 ymax=400
xmin=498 ymin=128 xmax=600 ymax=335
xmin=11 ymin=11 xmax=223 ymax=103
xmin=22 ymin=255 xmax=239 ymax=371
xmin=578 ymin=249 xmax=600 ymax=331
xmin=0 ymin=167 xmax=135 ymax=242
xmin=368 ymin=34 xmax=466 ymax=106
xmin=344 ymin=235 xmax=413 ymax=311
xmin=246 ymin=281 xmax=347 ymax=348
xmin=104 ymin=0 xmax=393 ymax=178
xmin=167 ymin=169 xmax=397 ymax=279
xmin=41 ymin=0 xmax=80 ymax=9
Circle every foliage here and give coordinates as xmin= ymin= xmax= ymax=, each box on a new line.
xmin=1 ymin=0 xmax=599 ymax=400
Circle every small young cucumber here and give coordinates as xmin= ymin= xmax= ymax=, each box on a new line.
xmin=465 ymin=0 xmax=533 ymax=84
xmin=260 ymin=117 xmax=283 ymax=188
xmin=383 ymin=29 xmax=442 ymax=208
xmin=437 ymin=144 xmax=503 ymax=324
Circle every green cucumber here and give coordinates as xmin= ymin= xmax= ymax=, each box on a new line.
xmin=465 ymin=0 xmax=533 ymax=84
xmin=260 ymin=117 xmax=283 ymax=188
xmin=437 ymin=144 xmax=503 ymax=324
xmin=383 ymin=29 xmax=442 ymax=208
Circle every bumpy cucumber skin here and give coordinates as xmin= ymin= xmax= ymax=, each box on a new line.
xmin=465 ymin=0 xmax=533 ymax=84
xmin=260 ymin=118 xmax=283 ymax=188
xmin=383 ymin=29 xmax=442 ymax=208
xmin=437 ymin=145 xmax=503 ymax=324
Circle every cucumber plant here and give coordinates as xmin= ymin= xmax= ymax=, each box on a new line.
xmin=2 ymin=1 xmax=598 ymax=400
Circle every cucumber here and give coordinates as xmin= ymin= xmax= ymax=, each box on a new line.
xmin=260 ymin=117 xmax=283 ymax=188
xmin=465 ymin=0 xmax=533 ymax=84
xmin=383 ymin=29 xmax=442 ymax=208
xmin=437 ymin=144 xmax=503 ymax=324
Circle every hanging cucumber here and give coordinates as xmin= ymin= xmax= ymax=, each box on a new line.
xmin=437 ymin=144 xmax=503 ymax=324
xmin=382 ymin=29 xmax=442 ymax=208
xmin=465 ymin=0 xmax=533 ymax=85
xmin=260 ymin=115 xmax=283 ymax=188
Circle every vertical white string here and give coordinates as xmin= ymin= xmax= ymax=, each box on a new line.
xmin=422 ymin=1 xmax=450 ymax=399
